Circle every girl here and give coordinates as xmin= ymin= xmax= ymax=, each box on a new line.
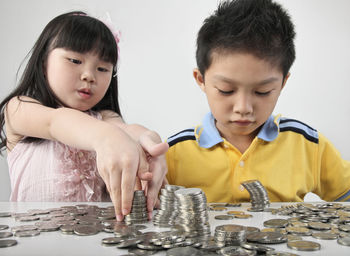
xmin=0 ymin=11 xmax=168 ymax=221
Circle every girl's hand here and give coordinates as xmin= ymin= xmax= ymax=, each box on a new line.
xmin=137 ymin=131 xmax=169 ymax=220
xmin=94 ymin=131 xmax=149 ymax=221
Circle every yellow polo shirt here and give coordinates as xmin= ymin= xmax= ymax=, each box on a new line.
xmin=166 ymin=113 xmax=350 ymax=203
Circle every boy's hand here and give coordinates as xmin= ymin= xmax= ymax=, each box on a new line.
xmin=138 ymin=131 xmax=169 ymax=219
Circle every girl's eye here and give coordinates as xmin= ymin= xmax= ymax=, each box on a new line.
xmin=218 ymin=89 xmax=234 ymax=95
xmin=68 ymin=58 xmax=81 ymax=64
xmin=255 ymin=91 xmax=271 ymax=96
xmin=97 ymin=67 xmax=109 ymax=72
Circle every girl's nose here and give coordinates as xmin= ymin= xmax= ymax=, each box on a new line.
xmin=81 ymin=70 xmax=95 ymax=83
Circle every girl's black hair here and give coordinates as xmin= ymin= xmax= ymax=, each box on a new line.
xmin=196 ymin=0 xmax=296 ymax=79
xmin=0 ymin=11 xmax=121 ymax=151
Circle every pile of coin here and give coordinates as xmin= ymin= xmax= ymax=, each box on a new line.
xmin=173 ymin=188 xmax=211 ymax=236
xmin=214 ymin=224 xmax=247 ymax=246
xmin=153 ymin=184 xmax=184 ymax=227
xmin=124 ymin=190 xmax=148 ymax=225
xmin=241 ymin=180 xmax=270 ymax=211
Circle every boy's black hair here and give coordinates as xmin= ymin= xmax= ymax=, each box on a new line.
xmin=0 ymin=11 xmax=121 ymax=150
xmin=196 ymin=0 xmax=296 ymax=78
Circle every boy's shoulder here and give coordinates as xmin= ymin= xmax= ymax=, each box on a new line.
xmin=278 ymin=117 xmax=319 ymax=144
xmin=167 ymin=128 xmax=196 ymax=147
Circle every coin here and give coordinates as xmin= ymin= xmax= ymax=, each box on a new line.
xmin=266 ymin=251 xmax=300 ymax=256
xmin=166 ymin=246 xmax=202 ymax=256
xmin=74 ymin=225 xmax=99 ymax=236
xmin=215 ymin=215 xmax=234 ymax=220
xmin=14 ymin=230 xmax=40 ymax=237
xmin=337 ymin=236 xmax=350 ymax=246
xmin=0 ymin=225 xmax=9 ymax=231
xmin=128 ymin=248 xmax=157 ymax=255
xmin=0 ymin=232 xmax=13 ymax=238
xmin=0 ymin=239 xmax=17 ymax=248
xmin=311 ymin=232 xmax=338 ymax=240
xmin=115 ymin=238 xmax=143 ymax=248
xmin=0 ymin=212 xmax=12 ymax=218
xmin=264 ymin=219 xmax=289 ymax=228
xmin=234 ymin=214 xmax=253 ymax=219
xmin=287 ymin=240 xmax=321 ymax=251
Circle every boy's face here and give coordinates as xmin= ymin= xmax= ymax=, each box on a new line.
xmin=194 ymin=52 xmax=289 ymax=140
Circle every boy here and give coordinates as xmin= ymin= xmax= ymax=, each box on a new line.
xmin=166 ymin=0 xmax=350 ymax=203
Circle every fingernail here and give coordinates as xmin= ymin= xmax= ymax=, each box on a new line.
xmin=116 ymin=214 xmax=123 ymax=222
xmin=122 ymin=209 xmax=129 ymax=215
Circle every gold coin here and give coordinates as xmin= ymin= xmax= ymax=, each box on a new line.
xmin=227 ymin=211 xmax=245 ymax=215
xmin=234 ymin=214 xmax=253 ymax=219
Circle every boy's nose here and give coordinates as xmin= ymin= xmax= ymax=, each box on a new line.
xmin=233 ymin=95 xmax=253 ymax=115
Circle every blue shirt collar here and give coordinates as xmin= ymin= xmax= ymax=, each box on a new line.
xmin=196 ymin=112 xmax=280 ymax=148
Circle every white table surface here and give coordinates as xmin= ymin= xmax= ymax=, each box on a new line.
xmin=0 ymin=201 xmax=349 ymax=256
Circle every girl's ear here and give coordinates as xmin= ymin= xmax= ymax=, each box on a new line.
xmin=193 ymin=68 xmax=206 ymax=92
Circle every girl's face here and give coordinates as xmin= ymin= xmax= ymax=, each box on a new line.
xmin=45 ymin=48 xmax=113 ymax=111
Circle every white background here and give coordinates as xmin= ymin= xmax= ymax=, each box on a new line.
xmin=0 ymin=0 xmax=349 ymax=201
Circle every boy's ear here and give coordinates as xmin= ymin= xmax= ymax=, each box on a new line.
xmin=193 ymin=68 xmax=205 ymax=92
xmin=282 ymin=72 xmax=291 ymax=89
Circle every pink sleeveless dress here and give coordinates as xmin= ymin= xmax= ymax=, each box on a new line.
xmin=7 ymin=111 xmax=110 ymax=202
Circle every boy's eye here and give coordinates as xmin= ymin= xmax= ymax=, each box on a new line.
xmin=68 ymin=58 xmax=81 ymax=64
xmin=218 ymin=89 xmax=234 ymax=95
xmin=255 ymin=91 xmax=271 ymax=96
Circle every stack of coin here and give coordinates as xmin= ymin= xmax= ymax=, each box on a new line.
xmin=124 ymin=190 xmax=148 ymax=225
xmin=153 ymin=185 xmax=184 ymax=227
xmin=214 ymin=224 xmax=247 ymax=246
xmin=241 ymin=180 xmax=270 ymax=211
xmin=173 ymin=188 xmax=211 ymax=236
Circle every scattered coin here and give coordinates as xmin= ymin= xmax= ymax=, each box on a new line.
xmin=311 ymin=232 xmax=338 ymax=240
xmin=337 ymin=236 xmax=350 ymax=246
xmin=14 ymin=230 xmax=40 ymax=237
xmin=0 ymin=239 xmax=17 ymax=248
xmin=287 ymin=240 xmax=321 ymax=251
xmin=0 ymin=225 xmax=9 ymax=231
xmin=0 ymin=232 xmax=13 ymax=238
xmin=264 ymin=219 xmax=289 ymax=228
xmin=214 ymin=215 xmax=234 ymax=220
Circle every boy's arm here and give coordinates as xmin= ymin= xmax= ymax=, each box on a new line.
xmin=100 ymin=110 xmax=168 ymax=218
xmin=315 ymin=133 xmax=350 ymax=202
xmin=5 ymin=96 xmax=147 ymax=221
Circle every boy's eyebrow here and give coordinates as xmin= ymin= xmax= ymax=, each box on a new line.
xmin=213 ymin=75 xmax=280 ymax=86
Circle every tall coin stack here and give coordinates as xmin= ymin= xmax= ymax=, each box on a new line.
xmin=153 ymin=185 xmax=184 ymax=227
xmin=241 ymin=180 xmax=270 ymax=211
xmin=124 ymin=190 xmax=148 ymax=225
xmin=173 ymin=188 xmax=211 ymax=236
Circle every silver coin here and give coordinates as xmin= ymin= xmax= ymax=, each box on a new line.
xmin=337 ymin=236 xmax=350 ymax=246
xmin=115 ymin=238 xmax=143 ymax=248
xmin=74 ymin=225 xmax=99 ymax=236
xmin=215 ymin=215 xmax=234 ymax=220
xmin=101 ymin=236 xmax=126 ymax=244
xmin=0 ymin=232 xmax=13 ymax=238
xmin=0 ymin=225 xmax=9 ymax=231
xmin=241 ymin=242 xmax=275 ymax=252
xmin=287 ymin=240 xmax=321 ymax=251
xmin=339 ymin=224 xmax=350 ymax=232
xmin=166 ymin=246 xmax=202 ymax=256
xmin=11 ymin=225 xmax=37 ymax=232
xmin=266 ymin=251 xmax=300 ymax=256
xmin=0 ymin=212 xmax=12 ymax=217
xmin=128 ymin=248 xmax=157 ymax=255
xmin=16 ymin=215 xmax=40 ymax=222
xmin=14 ymin=230 xmax=40 ymax=237
xmin=311 ymin=232 xmax=338 ymax=240
xmin=0 ymin=239 xmax=17 ymax=248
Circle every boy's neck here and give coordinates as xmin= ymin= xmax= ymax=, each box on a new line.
xmin=217 ymin=125 xmax=260 ymax=154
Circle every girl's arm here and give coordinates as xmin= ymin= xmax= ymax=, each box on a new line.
xmin=5 ymin=96 xmax=147 ymax=221
xmin=100 ymin=110 xmax=168 ymax=219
